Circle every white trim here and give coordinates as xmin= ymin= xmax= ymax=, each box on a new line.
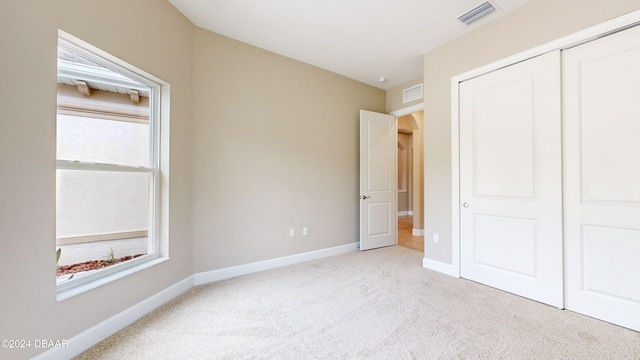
xmin=55 ymin=30 xmax=170 ymax=297
xmin=397 ymin=211 xmax=410 ymax=216
xmin=423 ymin=257 xmax=459 ymax=277
xmin=390 ymin=103 xmax=423 ymax=117
xmin=57 ymin=257 xmax=167 ymax=301
xmin=449 ymin=9 xmax=640 ymax=280
xmin=412 ymin=228 xmax=424 ymax=236
xmin=36 ymin=243 xmax=360 ymax=358
xmin=451 ymin=73 xmax=461 ymax=278
xmin=35 ymin=276 xmax=194 ymax=360
xmin=194 ymin=242 xmax=359 ymax=285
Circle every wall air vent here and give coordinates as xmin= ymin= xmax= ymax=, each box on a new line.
xmin=458 ymin=2 xmax=496 ymax=25
xmin=403 ymin=83 xmax=423 ymax=104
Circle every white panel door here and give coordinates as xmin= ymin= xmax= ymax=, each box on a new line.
xmin=564 ymin=25 xmax=640 ymax=331
xmin=459 ymin=51 xmax=563 ymax=307
xmin=359 ymin=110 xmax=397 ymax=251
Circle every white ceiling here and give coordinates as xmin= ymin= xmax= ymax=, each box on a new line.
xmin=168 ymin=0 xmax=531 ymax=90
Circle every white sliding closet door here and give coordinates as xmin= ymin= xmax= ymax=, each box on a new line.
xmin=564 ymin=25 xmax=640 ymax=331
xmin=459 ymin=51 xmax=563 ymax=307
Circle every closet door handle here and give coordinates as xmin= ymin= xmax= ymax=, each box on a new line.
xmin=361 ymin=195 xmax=371 ymax=200
xmin=463 ymin=202 xmax=470 ymax=208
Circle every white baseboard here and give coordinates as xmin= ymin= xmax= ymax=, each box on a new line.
xmin=33 ymin=243 xmax=359 ymax=359
xmin=423 ymin=257 xmax=459 ymax=278
xmin=33 ymin=276 xmax=194 ymax=360
xmin=194 ymin=242 xmax=359 ymax=285
xmin=397 ymin=211 xmax=414 ymax=216
xmin=412 ymin=228 xmax=424 ymax=236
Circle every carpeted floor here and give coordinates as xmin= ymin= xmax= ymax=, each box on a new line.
xmin=76 ymin=246 xmax=640 ymax=359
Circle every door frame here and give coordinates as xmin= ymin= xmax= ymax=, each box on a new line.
xmin=359 ymin=105 xmax=424 ymax=251
xmin=391 ymin=103 xmax=423 ymax=118
xmin=446 ymin=9 xmax=640 ymax=279
xmin=391 ymin=103 xmax=424 ymax=236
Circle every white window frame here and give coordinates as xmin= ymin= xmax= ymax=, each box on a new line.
xmin=56 ymin=30 xmax=169 ymax=300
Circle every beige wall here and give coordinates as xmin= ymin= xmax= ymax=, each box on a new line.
xmin=0 ymin=1 xmax=194 ymax=358
xmin=191 ymin=28 xmax=385 ymax=271
xmin=410 ymin=112 xmax=424 ymax=231
xmin=397 ymin=132 xmax=411 ymax=213
xmin=9 ymin=0 xmax=637 ymax=356
xmin=1 ymin=2 xmax=385 ymax=356
xmin=422 ymin=0 xmax=640 ymax=264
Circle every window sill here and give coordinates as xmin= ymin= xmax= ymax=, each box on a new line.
xmin=56 ymin=257 xmax=168 ymax=301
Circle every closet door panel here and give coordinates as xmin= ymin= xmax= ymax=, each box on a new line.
xmin=564 ymin=25 xmax=640 ymax=332
xmin=459 ymin=50 xmax=563 ymax=307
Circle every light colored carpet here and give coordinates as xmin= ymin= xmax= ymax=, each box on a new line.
xmin=76 ymin=246 xmax=640 ymax=359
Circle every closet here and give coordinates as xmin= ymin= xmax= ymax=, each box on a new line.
xmin=459 ymin=50 xmax=563 ymax=308
xmin=457 ymin=24 xmax=640 ymax=331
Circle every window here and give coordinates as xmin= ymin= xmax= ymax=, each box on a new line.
xmin=56 ymin=32 xmax=167 ymax=298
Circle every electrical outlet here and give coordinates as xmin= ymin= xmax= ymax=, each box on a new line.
xmin=289 ymin=228 xmax=295 ymax=237
xmin=303 ymin=227 xmax=309 ymax=236
xmin=433 ymin=233 xmax=439 ymax=243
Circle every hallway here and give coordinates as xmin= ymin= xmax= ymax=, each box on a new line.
xmin=397 ymin=215 xmax=423 ymax=253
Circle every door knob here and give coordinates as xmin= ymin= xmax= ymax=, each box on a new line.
xmin=463 ymin=202 xmax=470 ymax=208
xmin=361 ymin=195 xmax=371 ymax=200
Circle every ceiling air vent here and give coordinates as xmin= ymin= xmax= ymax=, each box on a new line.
xmin=403 ymin=84 xmax=423 ymax=104
xmin=458 ymin=2 xmax=496 ymax=25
